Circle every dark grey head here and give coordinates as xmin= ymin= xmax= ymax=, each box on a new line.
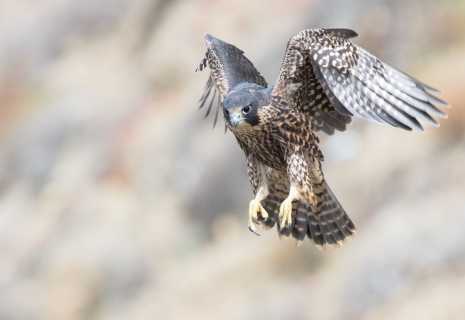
xmin=223 ymin=83 xmax=270 ymax=130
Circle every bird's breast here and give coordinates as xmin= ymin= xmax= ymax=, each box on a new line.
xmin=235 ymin=128 xmax=287 ymax=172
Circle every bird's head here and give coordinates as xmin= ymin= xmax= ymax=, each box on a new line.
xmin=223 ymin=83 xmax=269 ymax=130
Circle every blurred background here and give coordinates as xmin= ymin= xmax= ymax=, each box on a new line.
xmin=0 ymin=0 xmax=464 ymax=319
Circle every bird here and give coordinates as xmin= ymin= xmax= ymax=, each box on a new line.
xmin=194 ymin=28 xmax=448 ymax=250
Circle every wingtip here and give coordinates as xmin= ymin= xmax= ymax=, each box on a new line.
xmin=420 ymin=83 xmax=441 ymax=93
xmin=205 ymin=33 xmax=219 ymax=44
xmin=204 ymin=33 xmax=233 ymax=50
xmin=204 ymin=33 xmax=214 ymax=45
xmin=436 ymin=100 xmax=451 ymax=108
xmin=425 ymin=93 xmax=450 ymax=107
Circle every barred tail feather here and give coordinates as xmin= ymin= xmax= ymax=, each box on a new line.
xmin=261 ymin=194 xmax=279 ymax=230
xmin=309 ymin=181 xmax=356 ymax=250
xmin=291 ymin=201 xmax=308 ymax=246
xmin=324 ymin=184 xmax=357 ymax=239
xmin=260 ymin=169 xmax=288 ymax=230
xmin=306 ymin=203 xmax=326 ymax=250
xmin=260 ymin=169 xmax=299 ymax=239
xmin=294 ymin=180 xmax=356 ymax=250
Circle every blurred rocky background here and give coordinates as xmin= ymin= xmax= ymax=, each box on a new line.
xmin=0 ymin=0 xmax=464 ymax=319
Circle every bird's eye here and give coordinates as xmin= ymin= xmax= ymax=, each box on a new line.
xmin=225 ymin=109 xmax=229 ymax=116
xmin=242 ymin=105 xmax=251 ymax=114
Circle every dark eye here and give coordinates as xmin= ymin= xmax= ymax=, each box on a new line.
xmin=225 ymin=109 xmax=229 ymax=116
xmin=242 ymin=105 xmax=251 ymax=114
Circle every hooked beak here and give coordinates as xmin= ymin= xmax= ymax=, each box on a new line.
xmin=230 ymin=112 xmax=244 ymax=128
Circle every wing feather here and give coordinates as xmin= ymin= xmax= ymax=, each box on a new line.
xmin=195 ymin=34 xmax=267 ymax=127
xmin=272 ymin=28 xmax=448 ymax=131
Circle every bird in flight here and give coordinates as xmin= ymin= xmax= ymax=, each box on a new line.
xmin=195 ymin=28 xmax=448 ymax=250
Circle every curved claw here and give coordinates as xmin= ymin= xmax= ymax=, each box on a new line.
xmin=277 ymin=216 xmax=283 ymax=233
xmin=261 ymin=216 xmax=269 ymax=223
xmin=248 ymin=199 xmax=269 ymax=235
xmin=248 ymin=225 xmax=260 ymax=236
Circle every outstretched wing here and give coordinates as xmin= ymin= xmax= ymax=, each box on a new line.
xmin=272 ymin=28 xmax=449 ymax=132
xmin=195 ymin=34 xmax=268 ymax=127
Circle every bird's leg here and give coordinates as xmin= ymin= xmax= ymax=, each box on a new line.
xmin=248 ymin=186 xmax=269 ymax=236
xmin=278 ymin=186 xmax=299 ymax=231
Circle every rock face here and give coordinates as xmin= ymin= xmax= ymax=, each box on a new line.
xmin=0 ymin=1 xmax=464 ymax=320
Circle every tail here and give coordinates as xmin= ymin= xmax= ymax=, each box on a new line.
xmin=260 ymin=169 xmax=356 ymax=250
xmin=303 ymin=182 xmax=357 ymax=250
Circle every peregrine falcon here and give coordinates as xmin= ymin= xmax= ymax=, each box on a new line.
xmin=195 ymin=28 xmax=448 ymax=250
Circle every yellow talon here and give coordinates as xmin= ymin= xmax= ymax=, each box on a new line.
xmin=248 ymin=199 xmax=268 ymax=236
xmin=279 ymin=197 xmax=293 ymax=230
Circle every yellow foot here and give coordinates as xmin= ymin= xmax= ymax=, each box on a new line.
xmin=278 ymin=198 xmax=293 ymax=231
xmin=248 ymin=199 xmax=269 ymax=236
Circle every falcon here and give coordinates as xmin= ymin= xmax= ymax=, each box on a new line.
xmin=195 ymin=28 xmax=448 ymax=250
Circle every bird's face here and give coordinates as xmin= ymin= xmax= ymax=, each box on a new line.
xmin=223 ymin=87 xmax=264 ymax=130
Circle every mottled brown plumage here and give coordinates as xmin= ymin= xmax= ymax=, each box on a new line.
xmin=195 ymin=29 xmax=448 ymax=250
